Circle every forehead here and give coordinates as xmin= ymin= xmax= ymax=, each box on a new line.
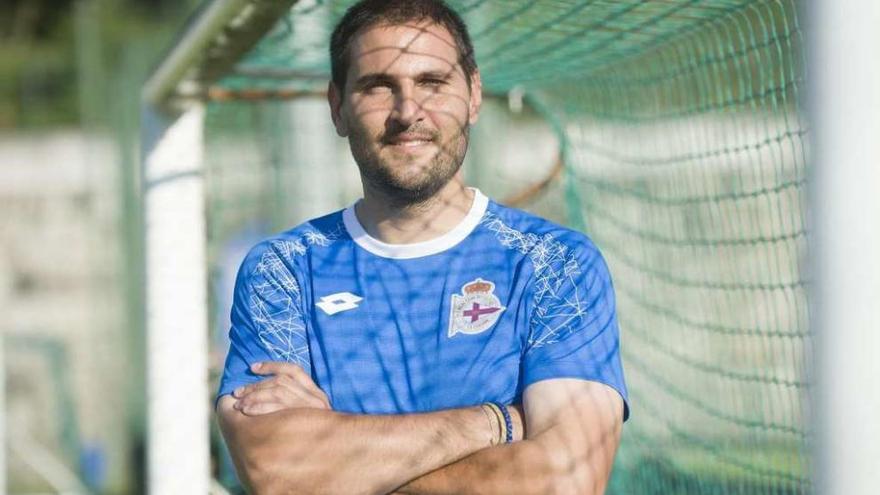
xmin=347 ymin=21 xmax=461 ymax=77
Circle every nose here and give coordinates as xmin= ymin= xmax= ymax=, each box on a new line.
xmin=390 ymin=83 xmax=424 ymax=127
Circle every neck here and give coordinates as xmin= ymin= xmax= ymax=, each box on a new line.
xmin=355 ymin=176 xmax=475 ymax=245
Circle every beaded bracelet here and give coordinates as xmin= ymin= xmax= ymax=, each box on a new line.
xmin=495 ymin=403 xmax=514 ymax=444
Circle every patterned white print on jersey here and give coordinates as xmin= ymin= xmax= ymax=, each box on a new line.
xmin=249 ymin=222 xmax=345 ymax=368
xmin=481 ymin=212 xmax=590 ymax=349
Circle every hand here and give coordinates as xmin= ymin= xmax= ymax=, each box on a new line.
xmin=232 ymin=361 xmax=331 ymax=416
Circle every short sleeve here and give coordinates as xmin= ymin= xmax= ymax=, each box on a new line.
xmin=216 ymin=240 xmax=311 ymax=404
xmin=522 ymin=235 xmax=629 ymax=420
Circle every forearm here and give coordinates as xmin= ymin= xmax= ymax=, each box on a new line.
xmin=218 ymin=398 xmax=494 ymax=495
xmin=395 ymin=428 xmax=594 ymax=495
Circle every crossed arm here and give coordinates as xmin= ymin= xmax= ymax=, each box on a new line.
xmin=218 ymin=363 xmax=623 ymax=495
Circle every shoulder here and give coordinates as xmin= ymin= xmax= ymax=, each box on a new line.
xmin=237 ymin=209 xmax=348 ymax=278
xmin=481 ymin=200 xmax=604 ymax=270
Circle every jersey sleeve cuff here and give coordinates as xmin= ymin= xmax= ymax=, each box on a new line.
xmin=523 ymin=363 xmax=630 ymax=422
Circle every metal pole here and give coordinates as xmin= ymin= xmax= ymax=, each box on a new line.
xmin=142 ymin=0 xmax=251 ymax=107
xmin=142 ymin=0 xmax=300 ymax=109
xmin=811 ymin=0 xmax=880 ymax=493
xmin=142 ymin=103 xmax=210 ymax=494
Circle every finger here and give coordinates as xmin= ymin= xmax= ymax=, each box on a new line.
xmin=276 ymin=372 xmax=326 ymax=400
xmin=278 ymin=387 xmax=328 ymax=409
xmin=278 ymin=367 xmax=328 ymax=400
xmin=306 ymin=394 xmax=331 ymax=410
xmin=251 ymin=361 xmax=304 ymax=377
xmin=277 ymin=379 xmax=331 ymax=410
xmin=233 ymin=384 xmax=254 ymax=398
xmin=239 ymin=400 xmax=287 ymax=416
xmin=238 ymin=387 xmax=284 ymax=406
xmin=237 ymin=377 xmax=328 ymax=409
xmin=241 ymin=386 xmax=327 ymax=411
xmin=312 ymin=388 xmax=331 ymax=409
xmin=249 ymin=362 xmax=330 ymax=406
xmin=234 ymin=376 xmax=284 ymax=398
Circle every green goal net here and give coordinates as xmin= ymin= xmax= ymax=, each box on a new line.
xmin=202 ymin=1 xmax=810 ymax=493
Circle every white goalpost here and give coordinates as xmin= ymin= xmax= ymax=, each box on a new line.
xmin=141 ymin=103 xmax=210 ymax=495
xmin=811 ymin=0 xmax=880 ymax=494
xmin=140 ymin=1 xmax=298 ymax=492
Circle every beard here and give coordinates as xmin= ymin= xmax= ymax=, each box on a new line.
xmin=348 ymin=121 xmax=469 ymax=208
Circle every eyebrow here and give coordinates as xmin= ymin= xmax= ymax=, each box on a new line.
xmin=353 ymin=70 xmax=454 ymax=89
xmin=353 ymin=73 xmax=396 ymax=89
xmin=416 ymin=70 xmax=454 ymax=81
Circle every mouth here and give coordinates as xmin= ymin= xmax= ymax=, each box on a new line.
xmin=383 ymin=134 xmax=436 ymax=150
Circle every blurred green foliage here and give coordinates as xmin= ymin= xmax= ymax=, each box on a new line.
xmin=0 ymin=0 xmax=201 ymax=129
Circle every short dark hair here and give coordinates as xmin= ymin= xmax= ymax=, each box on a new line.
xmin=329 ymin=0 xmax=477 ymax=92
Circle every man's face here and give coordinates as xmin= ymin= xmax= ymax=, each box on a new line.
xmin=329 ymin=21 xmax=482 ymax=206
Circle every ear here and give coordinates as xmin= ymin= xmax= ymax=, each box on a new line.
xmin=467 ymin=69 xmax=483 ymax=126
xmin=328 ymin=81 xmax=349 ymax=137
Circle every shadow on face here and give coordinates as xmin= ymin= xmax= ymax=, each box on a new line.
xmin=328 ymin=21 xmax=483 ymax=213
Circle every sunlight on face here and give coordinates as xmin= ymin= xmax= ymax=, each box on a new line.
xmin=332 ymin=21 xmax=482 ymax=205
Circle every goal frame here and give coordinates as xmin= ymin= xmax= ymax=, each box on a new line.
xmin=139 ymin=0 xmax=880 ymax=493
xmin=140 ymin=1 xmax=298 ymax=492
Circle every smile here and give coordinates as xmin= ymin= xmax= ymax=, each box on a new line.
xmin=390 ymin=139 xmax=432 ymax=147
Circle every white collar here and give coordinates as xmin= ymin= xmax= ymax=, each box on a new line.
xmin=342 ymin=188 xmax=489 ymax=259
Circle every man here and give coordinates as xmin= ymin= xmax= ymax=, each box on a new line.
xmin=216 ymin=1 xmax=628 ymax=493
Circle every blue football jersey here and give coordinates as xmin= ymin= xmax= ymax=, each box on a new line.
xmin=218 ymin=189 xmax=628 ymax=419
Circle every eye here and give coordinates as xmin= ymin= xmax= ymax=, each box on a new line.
xmin=419 ymin=78 xmax=448 ymax=93
xmin=363 ymin=81 xmax=393 ymax=94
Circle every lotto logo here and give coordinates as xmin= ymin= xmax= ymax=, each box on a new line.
xmin=316 ymin=292 xmax=363 ymax=315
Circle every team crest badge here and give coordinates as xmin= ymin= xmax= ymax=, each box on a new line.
xmin=448 ymin=278 xmax=506 ymax=337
